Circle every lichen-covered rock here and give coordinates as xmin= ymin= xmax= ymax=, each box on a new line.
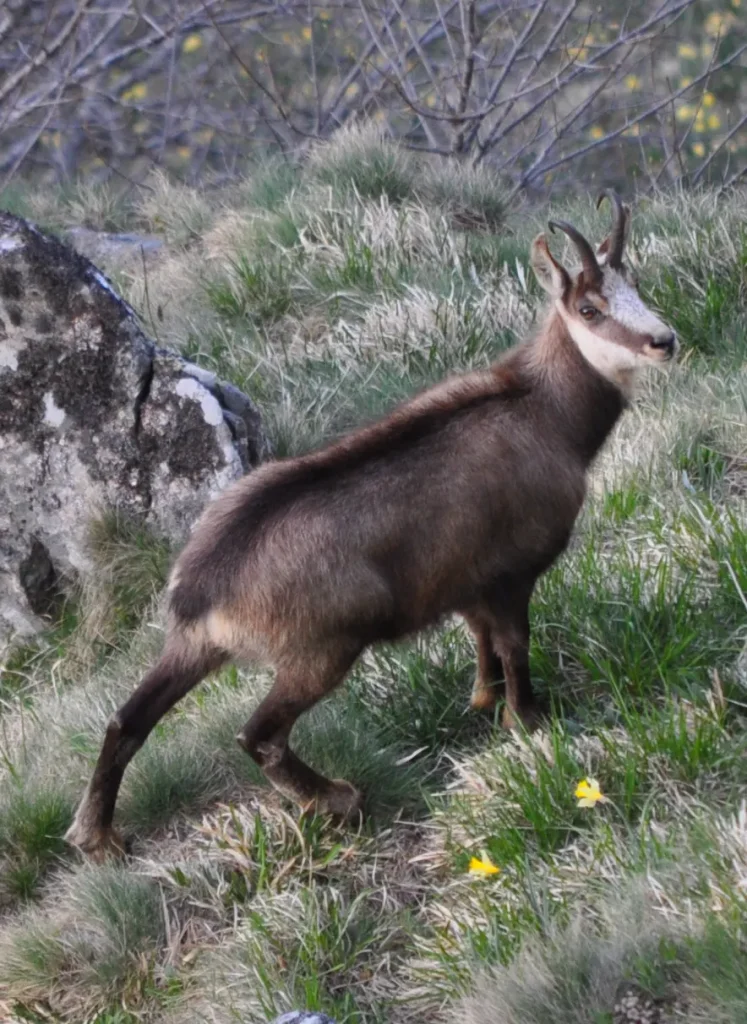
xmin=0 ymin=211 xmax=269 ymax=639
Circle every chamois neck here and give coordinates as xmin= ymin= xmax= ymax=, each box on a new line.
xmin=526 ymin=309 xmax=627 ymax=465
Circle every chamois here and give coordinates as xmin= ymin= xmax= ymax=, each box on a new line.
xmin=67 ymin=191 xmax=677 ymax=860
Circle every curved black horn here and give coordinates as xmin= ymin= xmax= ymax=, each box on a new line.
xmin=548 ymin=219 xmax=602 ymax=284
xmin=596 ymin=189 xmax=626 ymax=269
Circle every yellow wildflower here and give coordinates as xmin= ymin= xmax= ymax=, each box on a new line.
xmin=468 ymin=854 xmax=501 ymax=877
xmin=575 ymin=778 xmax=607 ymax=807
xmin=301 ymin=25 xmax=312 ymax=41
xmin=678 ymin=43 xmax=697 ymax=59
xmin=177 ymin=146 xmax=191 ymax=159
xmin=692 ymin=142 xmax=706 ymax=157
xmin=680 ymin=76 xmax=692 ymax=87
xmin=590 ymin=125 xmax=604 ymax=140
xmin=708 ymin=113 xmax=721 ymax=130
xmin=703 ymin=92 xmax=716 ymax=108
xmin=625 ymin=75 xmax=641 ymax=90
xmin=182 ymin=33 xmax=202 ymax=54
xmin=676 ymin=104 xmax=695 ymax=121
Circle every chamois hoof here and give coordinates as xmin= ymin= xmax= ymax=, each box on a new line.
xmin=307 ymin=779 xmax=364 ymax=824
xmin=470 ymin=685 xmax=498 ymax=713
xmin=501 ymin=702 xmax=544 ymax=734
xmin=65 ymin=820 xmax=127 ymax=863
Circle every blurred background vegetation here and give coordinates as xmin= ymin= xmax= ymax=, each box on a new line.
xmin=0 ymin=0 xmax=744 ymax=200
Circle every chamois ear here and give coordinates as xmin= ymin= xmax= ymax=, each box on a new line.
xmin=531 ymin=234 xmax=570 ymax=298
xmin=597 ymin=203 xmax=631 ymax=266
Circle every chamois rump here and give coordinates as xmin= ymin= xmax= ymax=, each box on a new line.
xmin=67 ymin=191 xmax=677 ymax=860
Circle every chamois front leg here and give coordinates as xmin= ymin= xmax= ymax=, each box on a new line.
xmin=463 ymin=610 xmax=504 ymax=712
xmin=237 ymin=649 xmax=364 ymax=823
xmin=487 ymin=587 xmax=543 ymax=732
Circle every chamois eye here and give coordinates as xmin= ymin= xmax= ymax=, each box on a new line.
xmin=579 ymin=306 xmax=598 ymax=321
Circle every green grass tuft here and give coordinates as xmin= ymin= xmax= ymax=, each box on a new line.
xmin=0 ymin=788 xmax=74 ymax=903
xmin=307 ymin=122 xmax=417 ymax=204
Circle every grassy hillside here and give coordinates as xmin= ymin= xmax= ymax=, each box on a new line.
xmin=1 ymin=127 xmax=746 ymax=1024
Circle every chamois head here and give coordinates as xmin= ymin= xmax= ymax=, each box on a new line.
xmin=531 ymin=191 xmax=677 ymax=390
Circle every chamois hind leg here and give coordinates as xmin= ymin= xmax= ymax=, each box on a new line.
xmin=462 ymin=609 xmax=505 ymax=713
xmin=237 ymin=648 xmax=363 ymax=822
xmin=66 ymin=639 xmax=225 ymax=861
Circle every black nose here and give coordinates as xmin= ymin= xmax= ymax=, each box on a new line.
xmin=649 ymin=331 xmax=676 ymax=352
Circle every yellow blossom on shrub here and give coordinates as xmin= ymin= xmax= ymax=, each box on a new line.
xmin=692 ymin=142 xmax=706 ymax=157
xmin=703 ymin=92 xmax=716 ymax=108
xmin=625 ymin=75 xmax=641 ymax=90
xmin=302 ymin=26 xmax=312 ymax=41
xmin=678 ymin=43 xmax=697 ymax=58
xmin=676 ymin=104 xmax=695 ymax=121
xmin=575 ymin=778 xmax=606 ymax=807
xmin=708 ymin=113 xmax=721 ymax=130
xmin=705 ymin=11 xmax=734 ymax=36
xmin=182 ymin=34 xmax=202 ymax=54
xmin=122 ymin=82 xmax=147 ymax=102
xmin=468 ymin=854 xmax=500 ymax=877
xmin=590 ymin=125 xmax=604 ymax=140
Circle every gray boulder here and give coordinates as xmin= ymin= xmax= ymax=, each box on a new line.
xmin=0 ymin=211 xmax=269 ymax=639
